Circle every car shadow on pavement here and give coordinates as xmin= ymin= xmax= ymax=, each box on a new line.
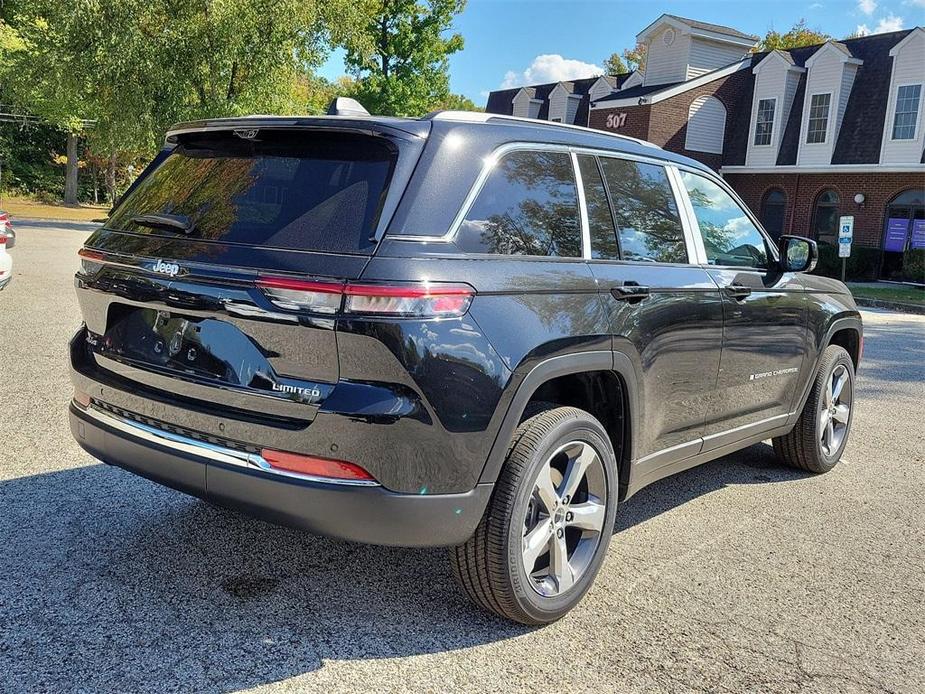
xmin=1 ymin=445 xmax=806 ymax=692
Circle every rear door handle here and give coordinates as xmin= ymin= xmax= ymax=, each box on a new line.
xmin=725 ymin=284 xmax=752 ymax=300
xmin=610 ymin=284 xmax=650 ymax=302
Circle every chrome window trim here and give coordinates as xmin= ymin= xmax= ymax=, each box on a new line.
xmin=387 ymin=142 xmax=692 ymax=244
xmin=80 ymin=404 xmax=380 ymax=487
xmin=571 ymin=151 xmax=592 ymax=260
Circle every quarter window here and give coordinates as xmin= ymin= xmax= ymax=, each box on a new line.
xmin=754 ymin=98 xmax=776 ymax=146
xmin=457 ymin=150 xmax=581 ymax=257
xmin=680 ymin=171 xmax=770 ymax=268
xmin=599 ymin=158 xmax=687 ymax=264
xmin=576 ymin=155 xmax=619 ymax=260
xmin=806 ymin=93 xmax=831 ymax=144
xmin=892 ymin=84 xmax=922 ymax=140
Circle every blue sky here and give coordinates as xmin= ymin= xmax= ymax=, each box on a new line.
xmin=319 ymin=0 xmax=923 ymax=105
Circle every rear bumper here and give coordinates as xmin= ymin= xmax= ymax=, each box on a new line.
xmin=69 ymin=403 xmax=491 ymax=547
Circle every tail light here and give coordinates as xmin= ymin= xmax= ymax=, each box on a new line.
xmin=257 ymin=277 xmax=474 ymax=318
xmin=260 ymin=448 xmax=376 ymax=482
xmin=77 ymin=247 xmax=106 ymax=274
xmin=0 ymin=234 xmax=6 ymax=246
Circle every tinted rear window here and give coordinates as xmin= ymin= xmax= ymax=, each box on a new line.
xmin=107 ymin=131 xmax=396 ymax=254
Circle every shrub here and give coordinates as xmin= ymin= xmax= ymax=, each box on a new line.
xmin=812 ymin=242 xmax=881 ymax=281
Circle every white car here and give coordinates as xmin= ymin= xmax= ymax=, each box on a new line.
xmin=0 ymin=227 xmax=11 ymax=290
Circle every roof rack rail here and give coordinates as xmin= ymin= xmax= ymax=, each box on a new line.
xmin=422 ymin=110 xmax=661 ymax=149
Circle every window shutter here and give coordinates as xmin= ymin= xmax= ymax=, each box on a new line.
xmin=685 ymin=96 xmax=727 ymax=154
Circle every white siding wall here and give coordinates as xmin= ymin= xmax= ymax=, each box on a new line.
xmin=685 ymin=95 xmax=727 ymax=154
xmin=881 ymin=30 xmax=925 ymax=164
xmin=746 ymin=57 xmax=804 ymax=167
xmin=512 ymin=90 xmax=532 ymax=118
xmin=547 ymin=86 xmax=568 ymax=122
xmin=797 ymin=48 xmax=851 ymax=166
xmin=644 ymin=27 xmax=691 ymax=86
xmin=688 ymin=38 xmax=749 ymax=78
xmin=565 ymin=95 xmax=581 ymax=124
xmin=588 ymin=78 xmax=613 ymax=103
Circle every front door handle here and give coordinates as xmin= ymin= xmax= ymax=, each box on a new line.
xmin=610 ymin=283 xmax=650 ymax=302
xmin=725 ymin=283 xmax=752 ymax=300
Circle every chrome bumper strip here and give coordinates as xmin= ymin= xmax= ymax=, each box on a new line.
xmin=79 ymin=404 xmax=380 ymax=487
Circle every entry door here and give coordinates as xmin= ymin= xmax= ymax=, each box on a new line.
xmin=577 ymin=154 xmax=724 ymax=465
xmin=676 ymin=170 xmax=808 ymax=448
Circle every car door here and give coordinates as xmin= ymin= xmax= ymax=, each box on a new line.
xmin=577 ymin=153 xmax=724 ymax=471
xmin=675 ymin=169 xmax=808 ymax=450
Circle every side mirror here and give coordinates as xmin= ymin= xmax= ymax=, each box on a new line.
xmin=778 ymin=235 xmax=818 ymax=273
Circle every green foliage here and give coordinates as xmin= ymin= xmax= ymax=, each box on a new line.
xmin=757 ymin=20 xmax=830 ymax=52
xmin=622 ymin=43 xmax=647 ymax=72
xmin=433 ymin=92 xmax=481 ymax=112
xmin=0 ymin=0 xmax=366 ymax=155
xmin=603 ymin=52 xmax=626 ymax=76
xmin=813 ymin=242 xmax=881 ymax=281
xmin=344 ymin=0 xmax=466 ymax=116
xmin=0 ymin=120 xmax=64 ymax=196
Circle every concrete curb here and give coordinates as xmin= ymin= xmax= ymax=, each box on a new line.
xmin=854 ymin=297 xmax=925 ymax=315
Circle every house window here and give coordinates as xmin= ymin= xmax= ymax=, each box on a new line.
xmin=812 ymin=189 xmax=839 ymax=243
xmin=759 ymin=189 xmax=787 ymax=240
xmin=806 ymin=93 xmax=831 ymax=144
xmin=892 ymin=84 xmax=922 ymax=140
xmin=754 ymin=98 xmax=776 ymax=146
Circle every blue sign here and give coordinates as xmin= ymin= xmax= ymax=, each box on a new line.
xmin=911 ymin=219 xmax=925 ymax=250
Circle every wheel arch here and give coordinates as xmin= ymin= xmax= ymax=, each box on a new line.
xmin=477 ymin=350 xmax=641 ymax=498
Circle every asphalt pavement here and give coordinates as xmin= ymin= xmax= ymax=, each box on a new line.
xmin=1 ymin=221 xmax=923 ymax=693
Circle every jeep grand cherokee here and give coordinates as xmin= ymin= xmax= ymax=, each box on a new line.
xmin=69 ymin=109 xmax=861 ymax=624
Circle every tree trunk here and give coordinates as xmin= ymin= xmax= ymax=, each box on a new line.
xmin=64 ymin=132 xmax=79 ymax=206
xmin=105 ymin=154 xmax=118 ymax=207
xmin=92 ymin=165 xmax=99 ymax=205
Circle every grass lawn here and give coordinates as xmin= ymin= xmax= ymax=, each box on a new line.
xmin=848 ymin=283 xmax=925 ymax=305
xmin=1 ymin=195 xmax=108 ymax=223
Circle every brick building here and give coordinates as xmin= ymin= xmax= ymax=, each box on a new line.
xmin=485 ymin=15 xmax=925 ymax=282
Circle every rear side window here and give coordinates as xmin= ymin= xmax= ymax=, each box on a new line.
xmin=107 ymin=131 xmax=396 ymax=254
xmin=456 ymin=150 xmax=581 ymax=257
xmin=599 ymin=157 xmax=687 ymax=264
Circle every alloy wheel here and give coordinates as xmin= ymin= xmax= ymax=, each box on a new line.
xmin=820 ymin=363 xmax=852 ymax=456
xmin=521 ymin=440 xmax=608 ymax=597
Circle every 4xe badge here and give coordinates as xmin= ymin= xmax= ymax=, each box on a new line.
xmin=151 ymin=259 xmax=180 ymax=277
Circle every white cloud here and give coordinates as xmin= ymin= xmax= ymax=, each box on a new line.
xmin=903 ymin=0 xmax=925 ymax=7
xmin=809 ymin=2 xmax=824 ymax=8
xmin=855 ymin=23 xmax=871 ymax=35
xmin=875 ymin=13 xmax=905 ymax=31
xmin=857 ymin=0 xmax=877 ymax=15
xmin=500 ymin=54 xmax=604 ymax=89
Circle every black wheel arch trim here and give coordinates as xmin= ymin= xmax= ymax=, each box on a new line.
xmin=790 ymin=314 xmax=862 ymax=427
xmin=476 ymin=349 xmax=641 ymax=493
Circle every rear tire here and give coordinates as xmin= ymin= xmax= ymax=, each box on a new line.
xmin=450 ymin=405 xmax=618 ymax=625
xmin=773 ymin=344 xmax=855 ymax=473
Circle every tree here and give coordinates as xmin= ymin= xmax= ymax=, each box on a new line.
xmin=757 ymin=20 xmax=830 ymax=52
xmin=433 ymin=93 xmax=482 ymax=112
xmin=622 ymin=43 xmax=647 ymax=72
xmin=0 ymin=0 xmax=366 ymax=201
xmin=343 ymin=0 xmax=466 ymax=117
xmin=603 ymin=52 xmax=627 ymax=75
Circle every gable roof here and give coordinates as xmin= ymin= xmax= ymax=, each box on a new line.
xmin=638 ymin=14 xmax=759 ymax=43
xmin=484 ymin=73 xmax=633 ymax=117
xmin=665 ymin=15 xmax=759 ymax=41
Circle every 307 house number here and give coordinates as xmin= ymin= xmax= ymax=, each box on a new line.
xmin=605 ymin=113 xmax=627 ymax=129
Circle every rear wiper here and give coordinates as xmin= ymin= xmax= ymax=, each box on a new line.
xmin=130 ymin=213 xmax=194 ymax=235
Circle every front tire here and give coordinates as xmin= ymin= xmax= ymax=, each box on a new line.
xmin=451 ymin=405 xmax=618 ymax=625
xmin=773 ymin=344 xmax=855 ymax=473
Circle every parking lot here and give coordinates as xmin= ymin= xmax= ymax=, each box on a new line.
xmin=1 ymin=220 xmax=923 ymax=693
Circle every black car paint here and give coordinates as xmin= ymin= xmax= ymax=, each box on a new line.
xmin=69 ymin=114 xmax=862 ymax=546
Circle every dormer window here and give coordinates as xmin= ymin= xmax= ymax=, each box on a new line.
xmin=806 ymin=93 xmax=831 ymax=144
xmin=754 ymin=98 xmax=776 ymax=146
xmin=891 ymin=84 xmax=922 ymax=140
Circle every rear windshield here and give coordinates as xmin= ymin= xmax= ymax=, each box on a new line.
xmin=107 ymin=130 xmax=396 ymax=254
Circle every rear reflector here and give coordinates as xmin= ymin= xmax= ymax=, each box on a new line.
xmin=256 ymin=276 xmax=474 ymax=318
xmin=260 ymin=449 xmax=376 ymax=482
xmin=73 ymin=391 xmax=92 ymax=408
xmin=0 ymin=234 xmax=6 ymax=246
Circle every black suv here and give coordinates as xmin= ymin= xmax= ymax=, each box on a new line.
xmin=69 ymin=109 xmax=861 ymax=624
